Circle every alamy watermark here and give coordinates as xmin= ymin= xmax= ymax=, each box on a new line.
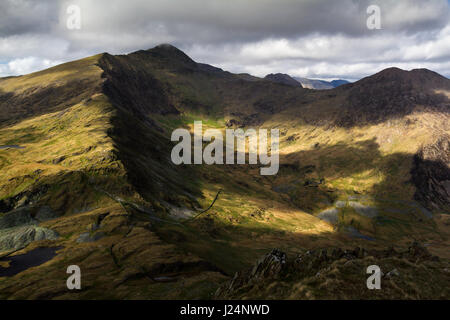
xmin=366 ymin=265 xmax=381 ymax=289
xmin=66 ymin=4 xmax=81 ymax=30
xmin=66 ymin=265 xmax=81 ymax=290
xmin=171 ymin=121 xmax=279 ymax=175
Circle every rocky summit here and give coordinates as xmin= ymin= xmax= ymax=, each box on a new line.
xmin=0 ymin=44 xmax=448 ymax=299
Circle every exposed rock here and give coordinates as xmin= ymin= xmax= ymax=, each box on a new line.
xmin=225 ymin=119 xmax=240 ymax=128
xmin=286 ymin=135 xmax=298 ymax=142
xmin=250 ymin=207 xmax=267 ymax=219
xmin=304 ymin=178 xmax=324 ymax=187
xmin=215 ymin=249 xmax=286 ymax=297
xmin=250 ymin=248 xmax=286 ymax=280
xmin=0 ymin=145 xmax=25 ymax=149
xmin=52 ymin=156 xmax=66 ymax=164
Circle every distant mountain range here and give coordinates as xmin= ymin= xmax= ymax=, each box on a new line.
xmin=264 ymin=72 xmax=350 ymax=89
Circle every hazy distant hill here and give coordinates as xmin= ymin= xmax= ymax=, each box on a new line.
xmin=263 ymin=73 xmax=350 ymax=89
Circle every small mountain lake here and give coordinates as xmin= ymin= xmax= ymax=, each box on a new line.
xmin=0 ymin=246 xmax=62 ymax=277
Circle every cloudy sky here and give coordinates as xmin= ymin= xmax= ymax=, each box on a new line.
xmin=0 ymin=0 xmax=449 ymax=80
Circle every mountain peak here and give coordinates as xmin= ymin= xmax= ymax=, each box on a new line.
xmin=152 ymin=43 xmax=183 ymax=52
xmin=337 ymin=66 xmax=450 ymax=127
xmin=357 ymin=67 xmax=449 ymax=89
xmin=143 ymin=43 xmax=196 ymax=67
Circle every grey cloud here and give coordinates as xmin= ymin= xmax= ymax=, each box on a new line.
xmin=0 ymin=0 xmax=449 ymax=79
xmin=0 ymin=0 xmax=59 ymax=36
xmin=70 ymin=0 xmax=449 ymax=42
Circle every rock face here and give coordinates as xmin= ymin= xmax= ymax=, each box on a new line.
xmin=411 ymin=136 xmax=450 ymax=212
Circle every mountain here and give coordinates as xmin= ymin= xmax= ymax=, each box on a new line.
xmin=330 ymin=79 xmax=350 ymax=87
xmin=294 ymin=76 xmax=350 ymax=89
xmin=0 ymin=44 xmax=449 ymax=299
xmin=264 ymin=73 xmax=303 ymax=87
xmin=335 ymin=67 xmax=450 ymax=126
